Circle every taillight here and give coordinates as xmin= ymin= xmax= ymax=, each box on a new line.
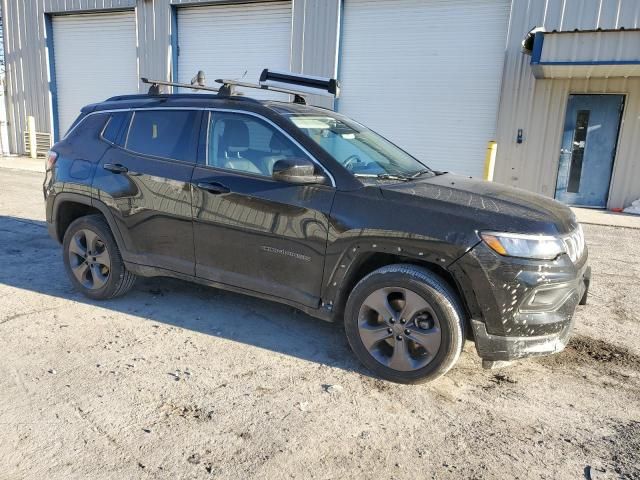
xmin=46 ymin=150 xmax=58 ymax=171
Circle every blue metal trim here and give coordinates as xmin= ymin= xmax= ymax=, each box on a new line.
xmin=530 ymin=31 xmax=544 ymax=65
xmin=44 ymin=14 xmax=60 ymax=142
xmin=334 ymin=0 xmax=345 ymax=112
xmin=171 ymin=5 xmax=179 ymax=84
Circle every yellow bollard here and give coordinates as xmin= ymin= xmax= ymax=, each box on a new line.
xmin=484 ymin=141 xmax=497 ymax=181
xmin=27 ymin=116 xmax=37 ymax=159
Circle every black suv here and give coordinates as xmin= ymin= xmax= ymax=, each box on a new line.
xmin=44 ymin=77 xmax=590 ymax=383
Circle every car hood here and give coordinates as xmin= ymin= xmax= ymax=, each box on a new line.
xmin=378 ymin=173 xmax=578 ymax=235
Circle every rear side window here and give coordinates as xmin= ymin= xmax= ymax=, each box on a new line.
xmin=125 ymin=110 xmax=199 ymax=162
xmin=101 ymin=112 xmax=128 ymax=145
xmin=64 ymin=113 xmax=110 ymax=143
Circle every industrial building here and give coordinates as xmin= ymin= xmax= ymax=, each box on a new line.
xmin=2 ymin=0 xmax=639 ymax=209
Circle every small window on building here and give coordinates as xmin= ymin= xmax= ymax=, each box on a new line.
xmin=568 ymin=110 xmax=590 ymax=193
xmin=125 ymin=110 xmax=199 ymax=162
xmin=101 ymin=112 xmax=128 ymax=145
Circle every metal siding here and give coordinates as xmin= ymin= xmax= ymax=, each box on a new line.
xmin=44 ymin=0 xmax=136 ymax=13
xmin=2 ymin=0 xmax=138 ymax=154
xmin=290 ymin=0 xmax=340 ymax=108
xmin=338 ymin=0 xmax=511 ymax=177
xmin=137 ymin=0 xmax=172 ymax=90
xmin=494 ymin=0 xmax=640 ymax=208
xmin=2 ymin=0 xmax=337 ymax=153
xmin=539 ymin=30 xmax=640 ymax=63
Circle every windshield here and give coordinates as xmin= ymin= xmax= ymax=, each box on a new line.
xmin=286 ymin=113 xmax=432 ymax=180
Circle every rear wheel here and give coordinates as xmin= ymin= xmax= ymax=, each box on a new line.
xmin=62 ymin=214 xmax=136 ymax=300
xmin=344 ymin=264 xmax=465 ymax=384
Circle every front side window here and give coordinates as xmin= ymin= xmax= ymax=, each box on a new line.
xmin=287 ymin=113 xmax=433 ymax=179
xmin=125 ymin=110 xmax=199 ymax=162
xmin=207 ymin=112 xmax=313 ymax=177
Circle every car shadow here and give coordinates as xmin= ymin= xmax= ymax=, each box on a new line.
xmin=0 ymin=215 xmax=365 ymax=376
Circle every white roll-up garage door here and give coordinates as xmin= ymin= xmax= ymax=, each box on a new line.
xmin=177 ymin=1 xmax=292 ymax=99
xmin=338 ymin=0 xmax=510 ymax=177
xmin=52 ymin=12 xmax=138 ymax=136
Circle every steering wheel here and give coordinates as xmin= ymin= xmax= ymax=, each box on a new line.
xmin=343 ymin=154 xmax=363 ymax=171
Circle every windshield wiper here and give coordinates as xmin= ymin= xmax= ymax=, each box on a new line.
xmin=409 ymin=169 xmax=434 ymax=179
xmin=353 ymin=173 xmax=410 ymax=181
xmin=376 ymin=173 xmax=411 ymax=182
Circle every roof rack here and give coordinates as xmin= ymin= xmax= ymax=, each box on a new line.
xmin=140 ymin=69 xmax=340 ymax=106
xmin=141 ymin=76 xmax=219 ymax=94
xmin=260 ymin=69 xmax=340 ymax=97
xmin=215 ymin=78 xmax=309 ymax=104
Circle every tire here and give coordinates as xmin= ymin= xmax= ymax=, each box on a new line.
xmin=344 ymin=264 xmax=466 ymax=384
xmin=62 ymin=214 xmax=136 ymax=300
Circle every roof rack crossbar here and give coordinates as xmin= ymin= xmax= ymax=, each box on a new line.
xmin=141 ymin=77 xmax=219 ymax=94
xmin=215 ymin=78 xmax=307 ymax=104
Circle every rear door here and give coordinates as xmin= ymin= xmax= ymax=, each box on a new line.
xmin=191 ymin=110 xmax=335 ymax=307
xmin=94 ymin=109 xmax=202 ymax=275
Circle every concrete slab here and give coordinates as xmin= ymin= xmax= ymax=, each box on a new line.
xmin=573 ymin=207 xmax=640 ymax=230
xmin=0 ymin=155 xmax=45 ymax=173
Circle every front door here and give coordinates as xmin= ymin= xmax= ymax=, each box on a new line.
xmin=191 ymin=111 xmax=335 ymax=308
xmin=555 ymin=94 xmax=623 ymax=207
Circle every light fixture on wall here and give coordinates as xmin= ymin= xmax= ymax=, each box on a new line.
xmin=521 ymin=27 xmax=546 ymax=54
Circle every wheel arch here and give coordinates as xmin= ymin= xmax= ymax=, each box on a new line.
xmin=51 ymin=193 xmax=125 ymax=251
xmin=327 ymin=250 xmax=474 ymax=328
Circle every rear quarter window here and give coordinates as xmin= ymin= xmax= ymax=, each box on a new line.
xmin=125 ymin=110 xmax=200 ymax=162
xmin=101 ymin=112 xmax=129 ymax=145
xmin=64 ymin=113 xmax=110 ymax=143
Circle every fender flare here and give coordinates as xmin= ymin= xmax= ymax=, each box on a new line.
xmin=321 ymin=238 xmax=472 ymax=316
xmin=50 ymin=192 xmax=126 ymax=251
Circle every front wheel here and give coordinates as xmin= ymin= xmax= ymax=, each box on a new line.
xmin=62 ymin=214 xmax=136 ymax=300
xmin=344 ymin=264 xmax=466 ymax=384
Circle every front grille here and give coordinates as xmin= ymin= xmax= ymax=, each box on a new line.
xmin=562 ymin=225 xmax=585 ymax=263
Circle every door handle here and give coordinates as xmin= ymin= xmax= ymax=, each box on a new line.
xmin=103 ymin=163 xmax=128 ymax=174
xmin=196 ymin=182 xmax=230 ymax=194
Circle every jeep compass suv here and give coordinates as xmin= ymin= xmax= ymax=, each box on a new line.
xmin=44 ymin=77 xmax=590 ymax=383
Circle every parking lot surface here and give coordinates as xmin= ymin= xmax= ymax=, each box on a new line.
xmin=1 ymin=167 xmax=639 ymax=479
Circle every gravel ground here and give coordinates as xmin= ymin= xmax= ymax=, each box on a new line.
xmin=0 ymin=167 xmax=639 ymax=480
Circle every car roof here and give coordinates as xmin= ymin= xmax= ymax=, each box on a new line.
xmin=85 ymin=94 xmax=333 ymax=117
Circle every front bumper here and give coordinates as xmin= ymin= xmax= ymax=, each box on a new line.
xmin=452 ymin=242 xmax=590 ymax=362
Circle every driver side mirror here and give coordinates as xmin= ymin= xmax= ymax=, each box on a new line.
xmin=272 ymin=158 xmax=327 ymax=185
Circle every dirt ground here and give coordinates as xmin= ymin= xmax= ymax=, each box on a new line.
xmin=1 ymin=167 xmax=639 ymax=480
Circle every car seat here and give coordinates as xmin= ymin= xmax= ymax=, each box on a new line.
xmin=260 ymin=133 xmax=291 ymax=175
xmin=219 ymin=119 xmax=262 ymax=174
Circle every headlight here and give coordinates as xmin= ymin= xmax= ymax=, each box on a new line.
xmin=562 ymin=224 xmax=585 ymax=263
xmin=480 ymin=231 xmax=566 ymax=260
